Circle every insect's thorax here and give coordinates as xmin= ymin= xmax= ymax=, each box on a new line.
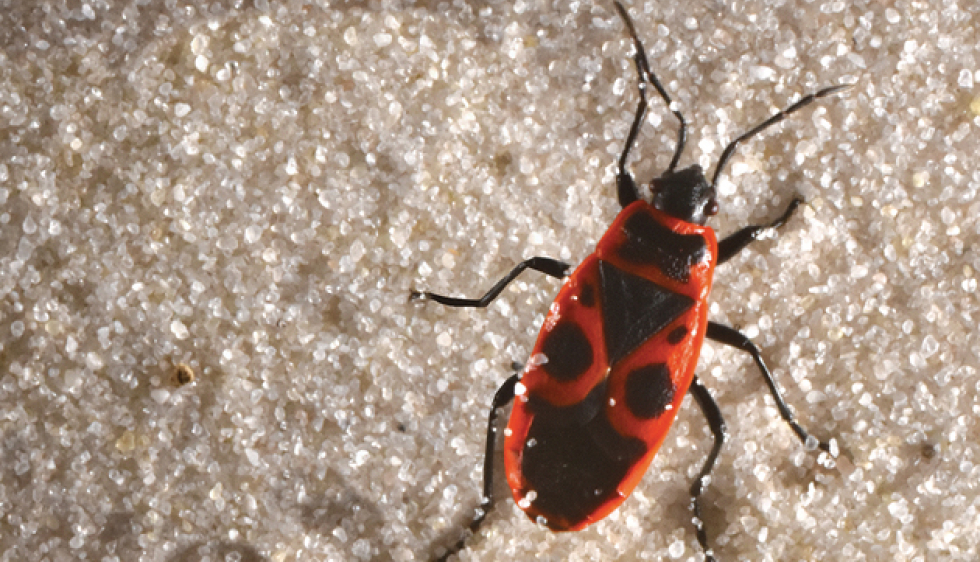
xmin=597 ymin=200 xmax=718 ymax=293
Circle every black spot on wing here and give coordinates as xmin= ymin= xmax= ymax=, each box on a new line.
xmin=521 ymin=399 xmax=646 ymax=529
xmin=599 ymin=260 xmax=694 ymax=366
xmin=624 ymin=364 xmax=675 ymax=419
xmin=617 ymin=211 xmax=707 ymax=282
xmin=541 ymin=321 xmax=594 ymax=382
xmin=667 ymin=325 xmax=688 ymax=345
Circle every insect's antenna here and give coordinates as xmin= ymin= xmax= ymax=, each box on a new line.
xmin=710 ymin=83 xmax=851 ymax=188
xmin=614 ymin=1 xmax=687 ymax=172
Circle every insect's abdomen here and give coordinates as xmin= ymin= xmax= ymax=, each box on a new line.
xmin=504 ymin=201 xmax=718 ymax=530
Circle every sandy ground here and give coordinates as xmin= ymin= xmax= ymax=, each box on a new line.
xmin=1 ymin=1 xmax=978 ymax=560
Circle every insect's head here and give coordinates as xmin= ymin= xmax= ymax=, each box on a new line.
xmin=650 ymin=164 xmax=719 ymax=226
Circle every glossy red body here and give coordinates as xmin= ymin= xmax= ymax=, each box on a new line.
xmin=503 ymin=200 xmax=718 ymax=530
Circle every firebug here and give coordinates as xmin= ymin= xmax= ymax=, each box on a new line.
xmin=413 ymin=3 xmax=846 ymax=560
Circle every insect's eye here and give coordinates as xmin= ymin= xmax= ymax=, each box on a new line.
xmin=706 ymin=200 xmax=720 ymax=216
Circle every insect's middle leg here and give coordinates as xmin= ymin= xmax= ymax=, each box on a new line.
xmin=411 ymin=257 xmax=571 ymax=308
xmin=434 ymin=374 xmax=518 ymax=562
xmin=717 ymin=197 xmax=802 ymax=264
xmin=688 ymin=375 xmax=726 ymax=562
xmin=706 ymin=321 xmax=831 ymax=453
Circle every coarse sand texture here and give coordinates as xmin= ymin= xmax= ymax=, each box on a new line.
xmin=0 ymin=1 xmax=978 ymax=561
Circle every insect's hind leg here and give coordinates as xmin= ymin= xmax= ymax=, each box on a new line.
xmin=411 ymin=257 xmax=570 ymax=308
xmin=705 ymin=321 xmax=832 ymax=453
xmin=613 ymin=1 xmax=688 ymax=207
xmin=688 ymin=375 xmax=726 ymax=562
xmin=717 ymin=196 xmax=802 ymax=264
xmin=434 ymin=374 xmax=519 ymax=562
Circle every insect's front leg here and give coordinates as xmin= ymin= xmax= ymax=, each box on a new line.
xmin=716 ymin=197 xmax=802 ymax=264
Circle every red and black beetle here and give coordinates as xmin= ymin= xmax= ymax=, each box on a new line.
xmin=413 ymin=3 xmax=846 ymax=560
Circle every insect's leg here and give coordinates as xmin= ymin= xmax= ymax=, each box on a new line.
xmin=710 ymin=84 xmax=850 ymax=188
xmin=411 ymin=257 xmax=571 ymax=308
xmin=435 ymin=374 xmax=519 ymax=562
xmin=688 ymin=375 xmax=726 ymax=562
xmin=613 ymin=1 xmax=688 ymax=207
xmin=717 ymin=197 xmax=802 ymax=265
xmin=705 ymin=322 xmax=831 ymax=453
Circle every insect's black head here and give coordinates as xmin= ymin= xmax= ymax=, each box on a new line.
xmin=650 ymin=165 xmax=719 ymax=226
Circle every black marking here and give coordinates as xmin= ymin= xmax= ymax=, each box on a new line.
xmin=624 ymin=364 xmax=675 ymax=419
xmin=541 ymin=321 xmax=593 ymax=382
xmin=617 ymin=211 xmax=707 ymax=282
xmin=667 ymin=326 xmax=688 ymax=345
xmin=522 ymin=402 xmax=646 ymax=529
xmin=599 ymin=260 xmax=694 ymax=366
xmin=578 ymin=282 xmax=596 ymax=308
xmin=650 ymin=166 xmax=716 ymax=226
xmin=526 ymin=380 xmax=607 ymax=427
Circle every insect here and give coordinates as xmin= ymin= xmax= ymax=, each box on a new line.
xmin=413 ymin=2 xmax=846 ymax=560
